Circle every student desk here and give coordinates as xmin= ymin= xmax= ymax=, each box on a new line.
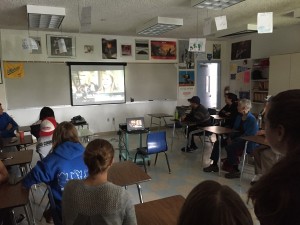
xmin=108 ymin=161 xmax=151 ymax=203
xmin=148 ymin=113 xmax=173 ymax=130
xmin=0 ymin=149 xmax=33 ymax=167
xmin=18 ymin=126 xmax=31 ymax=132
xmin=135 ymin=195 xmax=185 ymax=225
xmin=210 ymin=115 xmax=227 ymax=126
xmin=2 ymin=135 xmax=33 ymax=150
xmin=202 ymin=126 xmax=235 ymax=176
xmin=0 ymin=182 xmax=34 ymax=225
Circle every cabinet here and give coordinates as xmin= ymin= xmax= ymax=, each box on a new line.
xmin=251 ymin=58 xmax=269 ymax=105
xmin=269 ymin=53 xmax=300 ymax=95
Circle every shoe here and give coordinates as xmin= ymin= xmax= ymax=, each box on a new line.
xmin=43 ymin=209 xmax=53 ymax=224
xmin=190 ymin=144 xmax=198 ymax=150
xmin=203 ymin=164 xmax=219 ymax=172
xmin=224 ymin=171 xmax=241 ymax=179
xmin=16 ymin=214 xmax=25 ymax=223
xmin=181 ymin=147 xmax=196 ymax=153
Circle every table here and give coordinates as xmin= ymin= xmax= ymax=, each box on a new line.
xmin=2 ymin=135 xmax=33 ymax=149
xmin=202 ymin=126 xmax=235 ymax=176
xmin=210 ymin=115 xmax=226 ymax=126
xmin=18 ymin=126 xmax=31 ymax=132
xmin=0 ymin=182 xmax=34 ymax=225
xmin=0 ymin=149 xmax=33 ymax=167
xmin=118 ymin=125 xmax=149 ymax=162
xmin=241 ymin=135 xmax=269 ymax=146
xmin=148 ymin=113 xmax=173 ymax=130
xmin=135 ymin=195 xmax=185 ymax=225
xmin=108 ymin=161 xmax=151 ymax=203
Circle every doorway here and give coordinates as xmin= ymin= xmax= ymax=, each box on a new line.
xmin=197 ymin=61 xmax=221 ymax=109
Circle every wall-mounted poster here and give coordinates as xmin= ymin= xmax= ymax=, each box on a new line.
xmin=30 ymin=36 xmax=42 ymax=54
xmin=231 ymin=40 xmax=251 ymax=60
xmin=121 ymin=44 xmax=132 ymax=56
xmin=135 ymin=40 xmax=149 ymax=60
xmin=102 ymin=38 xmax=117 ymax=59
xmin=47 ymin=35 xmax=76 ymax=57
xmin=84 ymin=45 xmax=94 ymax=54
xmin=179 ymin=40 xmax=194 ymax=69
xmin=213 ymin=44 xmax=221 ymax=59
xmin=151 ymin=41 xmax=176 ymax=60
xmin=178 ymin=70 xmax=195 ymax=86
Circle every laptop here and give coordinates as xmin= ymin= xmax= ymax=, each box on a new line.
xmin=126 ymin=117 xmax=146 ymax=132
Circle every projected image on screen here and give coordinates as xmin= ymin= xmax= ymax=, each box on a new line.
xmin=70 ymin=64 xmax=125 ymax=105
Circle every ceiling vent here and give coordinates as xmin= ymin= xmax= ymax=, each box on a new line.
xmin=27 ymin=5 xmax=65 ymax=29
xmin=215 ymin=24 xmax=257 ymax=38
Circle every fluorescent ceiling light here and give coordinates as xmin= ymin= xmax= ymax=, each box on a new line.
xmin=27 ymin=5 xmax=65 ymax=29
xmin=191 ymin=0 xmax=245 ymax=10
xmin=136 ymin=16 xmax=183 ymax=36
xmin=215 ymin=24 xmax=257 ymax=38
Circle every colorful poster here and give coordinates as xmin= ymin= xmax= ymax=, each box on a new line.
xmin=178 ymin=86 xmax=194 ymax=99
xmin=151 ymin=41 xmax=176 ymax=59
xmin=4 ymin=62 xmax=24 ymax=78
xmin=178 ymin=71 xmax=195 ymax=86
xmin=244 ymin=70 xmax=250 ymax=83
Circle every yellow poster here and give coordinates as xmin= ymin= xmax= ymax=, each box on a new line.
xmin=3 ymin=62 xmax=25 ymax=78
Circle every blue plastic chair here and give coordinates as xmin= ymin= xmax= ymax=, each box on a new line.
xmin=134 ymin=131 xmax=171 ymax=174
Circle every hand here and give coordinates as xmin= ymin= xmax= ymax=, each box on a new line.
xmin=6 ymin=123 xmax=13 ymax=131
xmin=256 ymin=130 xmax=266 ymax=136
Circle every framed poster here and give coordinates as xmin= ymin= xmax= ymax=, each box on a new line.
xmin=102 ymin=38 xmax=117 ymax=59
xmin=30 ymin=36 xmax=42 ymax=54
xmin=178 ymin=70 xmax=195 ymax=86
xmin=47 ymin=35 xmax=76 ymax=57
xmin=121 ymin=44 xmax=132 ymax=56
xmin=231 ymin=40 xmax=251 ymax=60
xmin=135 ymin=40 xmax=149 ymax=60
xmin=151 ymin=40 xmax=176 ymax=59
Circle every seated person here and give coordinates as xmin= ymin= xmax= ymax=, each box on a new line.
xmin=31 ymin=106 xmax=55 ymax=139
xmin=251 ymin=95 xmax=282 ymax=184
xmin=0 ymin=103 xmax=18 ymax=138
xmin=177 ymin=180 xmax=253 ymax=225
xmin=22 ymin=122 xmax=88 ymax=219
xmin=218 ymin=93 xmax=238 ymax=128
xmin=203 ymin=99 xmax=258 ymax=179
xmin=180 ymin=96 xmax=211 ymax=153
xmin=36 ymin=117 xmax=57 ymax=159
xmin=62 ymin=139 xmax=137 ymax=225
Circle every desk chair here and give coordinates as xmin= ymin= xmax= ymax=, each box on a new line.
xmin=134 ymin=131 xmax=171 ymax=174
xmin=239 ymin=141 xmax=255 ymax=185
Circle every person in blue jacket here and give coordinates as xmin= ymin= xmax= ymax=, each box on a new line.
xmin=22 ymin=121 xmax=88 ymax=220
xmin=0 ymin=103 xmax=18 ymax=138
xmin=203 ymin=99 xmax=258 ymax=179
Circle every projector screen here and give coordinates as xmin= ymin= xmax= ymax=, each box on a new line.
xmin=69 ymin=63 xmax=126 ymax=106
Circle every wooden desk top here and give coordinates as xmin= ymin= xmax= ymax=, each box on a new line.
xmin=18 ymin=126 xmax=31 ymax=132
xmin=0 ymin=182 xmax=29 ymax=209
xmin=135 ymin=195 xmax=185 ymax=225
xmin=148 ymin=113 xmax=173 ymax=118
xmin=210 ymin=115 xmax=226 ymax=120
xmin=3 ymin=135 xmax=33 ymax=148
xmin=241 ymin=135 xmax=269 ymax=146
xmin=108 ymin=161 xmax=151 ymax=187
xmin=202 ymin=126 xmax=234 ymax=134
xmin=0 ymin=150 xmax=33 ymax=167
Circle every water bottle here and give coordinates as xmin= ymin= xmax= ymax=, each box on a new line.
xmin=258 ymin=113 xmax=262 ymax=130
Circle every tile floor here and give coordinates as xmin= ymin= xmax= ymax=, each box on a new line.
xmin=18 ymin=127 xmax=259 ymax=225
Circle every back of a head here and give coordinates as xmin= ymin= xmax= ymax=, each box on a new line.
xmin=178 ymin=180 xmax=253 ymax=225
xmin=248 ymin=154 xmax=300 ymax=225
xmin=52 ymin=121 xmax=79 ymax=148
xmin=267 ymin=89 xmax=300 ymax=152
xmin=227 ymin=93 xmax=238 ymax=102
xmin=39 ymin=107 xmax=55 ymax=120
xmin=84 ymin=139 xmax=114 ymax=176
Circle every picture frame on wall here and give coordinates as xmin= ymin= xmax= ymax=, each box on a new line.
xmin=46 ymin=35 xmax=76 ymax=57
xmin=121 ymin=44 xmax=132 ymax=56
xmin=30 ymin=36 xmax=42 ymax=54
xmin=231 ymin=40 xmax=251 ymax=60
xmin=151 ymin=40 xmax=176 ymax=60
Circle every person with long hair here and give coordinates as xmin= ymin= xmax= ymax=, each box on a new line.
xmin=178 ymin=180 xmax=253 ymax=225
xmin=248 ymin=89 xmax=300 ymax=225
xmin=62 ymin=139 xmax=137 ymax=225
xmin=23 ymin=122 xmax=88 ymax=219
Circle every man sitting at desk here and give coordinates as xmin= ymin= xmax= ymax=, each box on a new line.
xmin=181 ymin=96 xmax=211 ymax=153
xmin=0 ymin=103 xmax=18 ymax=138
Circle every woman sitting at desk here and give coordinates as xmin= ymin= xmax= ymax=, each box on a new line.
xmin=62 ymin=139 xmax=137 ymax=225
xmin=218 ymin=93 xmax=238 ymax=128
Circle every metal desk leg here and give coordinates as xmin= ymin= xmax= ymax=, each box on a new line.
xmin=136 ymin=184 xmax=144 ymax=203
xmin=202 ymin=131 xmax=206 ymax=166
xmin=171 ymin=122 xmax=176 ymax=150
xmin=185 ymin=125 xmax=189 ymax=152
xmin=218 ymin=134 xmax=222 ymax=176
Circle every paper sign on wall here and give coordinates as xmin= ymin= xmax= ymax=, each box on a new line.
xmin=215 ymin=15 xmax=227 ymax=31
xmin=257 ymin=12 xmax=273 ymax=33
xmin=58 ymin=38 xmax=67 ymax=53
xmin=188 ymin=38 xmax=206 ymax=52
